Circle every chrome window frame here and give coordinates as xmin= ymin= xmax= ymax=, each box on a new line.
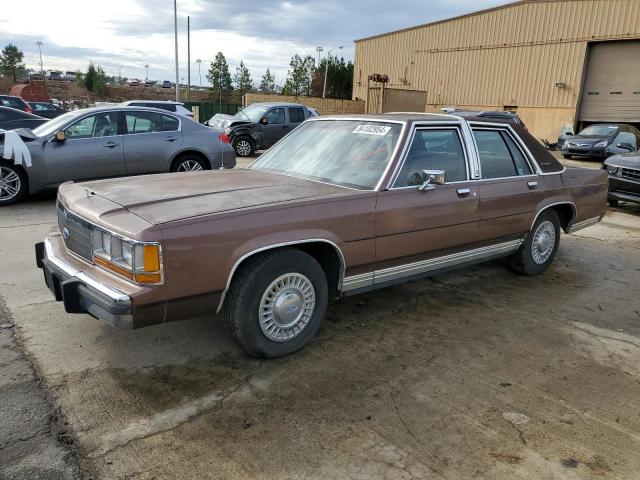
xmin=387 ymin=124 xmax=472 ymax=190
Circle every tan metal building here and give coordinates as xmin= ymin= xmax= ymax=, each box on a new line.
xmin=353 ymin=0 xmax=640 ymax=140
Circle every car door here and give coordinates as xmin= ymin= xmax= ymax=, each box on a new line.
xmin=261 ymin=107 xmax=288 ymax=147
xmin=374 ymin=126 xmax=480 ymax=282
xmin=44 ymin=111 xmax=125 ymax=185
xmin=121 ymin=110 xmax=182 ymax=174
xmin=471 ymin=126 xmax=543 ymax=241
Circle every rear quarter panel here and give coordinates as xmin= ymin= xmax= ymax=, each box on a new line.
xmin=561 ymin=167 xmax=608 ymax=222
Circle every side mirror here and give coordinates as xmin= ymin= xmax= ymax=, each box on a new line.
xmin=617 ymin=142 xmax=635 ymax=151
xmin=418 ymin=169 xmax=446 ymax=191
xmin=260 ymin=117 xmax=268 ymax=125
xmin=55 ymin=130 xmax=66 ymax=142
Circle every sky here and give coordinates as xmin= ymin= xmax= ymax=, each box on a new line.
xmin=1 ymin=0 xmax=512 ymax=88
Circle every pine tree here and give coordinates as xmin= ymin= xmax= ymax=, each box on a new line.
xmin=259 ymin=68 xmax=276 ymax=94
xmin=281 ymin=54 xmax=315 ymax=97
xmin=206 ymin=52 xmax=233 ymax=100
xmin=233 ymin=60 xmax=252 ymax=98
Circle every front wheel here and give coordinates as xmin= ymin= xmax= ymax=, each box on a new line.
xmin=0 ymin=161 xmax=28 ymax=206
xmin=509 ymin=210 xmax=560 ymax=276
xmin=223 ymin=249 xmax=328 ymax=358
xmin=233 ymin=136 xmax=255 ymax=157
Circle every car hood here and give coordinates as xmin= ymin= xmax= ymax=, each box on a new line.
xmin=76 ymin=169 xmax=353 ymax=225
xmin=566 ymin=135 xmax=611 ymax=145
xmin=604 ymin=152 xmax=640 ymax=168
xmin=206 ymin=113 xmax=250 ymax=129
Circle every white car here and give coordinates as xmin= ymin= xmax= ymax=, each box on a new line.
xmin=119 ymin=100 xmax=194 ymax=119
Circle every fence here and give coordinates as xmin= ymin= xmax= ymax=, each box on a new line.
xmin=244 ymin=94 xmax=365 ymax=115
xmin=184 ymin=102 xmax=242 ymax=123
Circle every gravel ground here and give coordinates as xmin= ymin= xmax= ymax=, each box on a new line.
xmin=1 ymin=156 xmax=639 ymax=479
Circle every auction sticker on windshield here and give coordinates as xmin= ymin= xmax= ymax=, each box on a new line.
xmin=353 ymin=124 xmax=392 ymax=136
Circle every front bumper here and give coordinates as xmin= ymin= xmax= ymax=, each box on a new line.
xmin=608 ymin=175 xmax=640 ymax=205
xmin=562 ymin=146 xmax=607 ymax=158
xmin=35 ymin=238 xmax=134 ymax=328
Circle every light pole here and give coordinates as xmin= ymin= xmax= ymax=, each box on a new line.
xmin=322 ymin=45 xmax=342 ymax=99
xmin=36 ymin=41 xmax=44 ymax=84
xmin=196 ymin=59 xmax=202 ymax=88
xmin=316 ymin=46 xmax=323 ymax=67
xmin=219 ymin=69 xmax=222 ymax=112
xmin=173 ymin=0 xmax=180 ymax=101
xmin=144 ymin=64 xmax=149 ymax=82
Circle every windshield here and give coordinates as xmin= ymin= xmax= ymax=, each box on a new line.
xmin=250 ymin=120 xmax=403 ymax=190
xmin=578 ymin=125 xmax=619 ymax=136
xmin=32 ymin=111 xmax=78 ymax=136
xmin=237 ymin=104 xmax=269 ymax=122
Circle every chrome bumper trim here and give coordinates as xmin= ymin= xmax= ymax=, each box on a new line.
xmin=568 ymin=215 xmax=602 ymax=234
xmin=44 ymin=237 xmax=131 ymax=305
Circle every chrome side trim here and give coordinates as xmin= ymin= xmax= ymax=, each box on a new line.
xmin=531 ymin=202 xmax=577 ymax=231
xmin=215 ymin=239 xmax=347 ymax=313
xmin=568 ymin=215 xmax=601 ymax=233
xmin=44 ymin=237 xmax=132 ymax=305
xmin=342 ymin=272 xmax=374 ymax=291
xmin=341 ymin=239 xmax=523 ymax=292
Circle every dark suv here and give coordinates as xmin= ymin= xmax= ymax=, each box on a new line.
xmin=0 ymin=95 xmax=32 ymax=113
xmin=207 ymin=102 xmax=318 ymax=157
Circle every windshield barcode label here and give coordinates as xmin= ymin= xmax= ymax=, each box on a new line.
xmin=353 ymin=125 xmax=391 ymax=136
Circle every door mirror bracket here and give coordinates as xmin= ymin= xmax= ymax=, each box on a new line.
xmin=418 ymin=169 xmax=446 ymax=191
xmin=55 ymin=130 xmax=66 ymax=142
xmin=260 ymin=117 xmax=268 ymax=125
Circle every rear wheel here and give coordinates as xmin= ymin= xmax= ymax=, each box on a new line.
xmin=233 ymin=136 xmax=255 ymax=157
xmin=170 ymin=155 xmax=206 ymax=172
xmin=224 ymin=249 xmax=328 ymax=358
xmin=0 ymin=161 xmax=28 ymax=206
xmin=509 ymin=210 xmax=561 ymax=276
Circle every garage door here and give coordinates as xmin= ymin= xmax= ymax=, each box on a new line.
xmin=579 ymin=40 xmax=640 ymax=123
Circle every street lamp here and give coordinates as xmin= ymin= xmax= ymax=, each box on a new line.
xmin=144 ymin=64 xmax=149 ymax=82
xmin=316 ymin=46 xmax=323 ymax=66
xmin=322 ymin=45 xmax=342 ymax=99
xmin=196 ymin=59 xmax=202 ymax=88
xmin=36 ymin=41 xmax=44 ymax=83
xmin=173 ymin=0 xmax=179 ymax=101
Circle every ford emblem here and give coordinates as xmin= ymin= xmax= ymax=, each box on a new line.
xmin=62 ymin=227 xmax=70 ymax=240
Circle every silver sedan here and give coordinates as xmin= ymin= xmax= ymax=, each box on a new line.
xmin=0 ymin=106 xmax=236 ymax=205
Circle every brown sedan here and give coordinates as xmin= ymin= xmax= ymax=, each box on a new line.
xmin=36 ymin=113 xmax=608 ymax=357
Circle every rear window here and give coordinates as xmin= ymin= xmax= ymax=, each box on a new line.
xmin=0 ymin=97 xmax=25 ymax=108
xmin=130 ymin=102 xmax=176 ymax=112
xmin=288 ymin=107 xmax=305 ymax=123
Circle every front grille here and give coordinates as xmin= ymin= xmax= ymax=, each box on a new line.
xmin=57 ymin=201 xmax=94 ymax=261
xmin=621 ymin=168 xmax=640 ymax=182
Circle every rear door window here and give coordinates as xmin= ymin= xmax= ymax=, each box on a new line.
xmin=473 ymin=129 xmax=533 ymax=179
xmin=161 ymin=114 xmax=179 ymax=131
xmin=125 ymin=111 xmax=163 ymax=134
xmin=288 ymin=107 xmax=305 ymax=124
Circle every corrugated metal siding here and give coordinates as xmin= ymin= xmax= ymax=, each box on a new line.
xmin=353 ymin=0 xmax=640 ymax=108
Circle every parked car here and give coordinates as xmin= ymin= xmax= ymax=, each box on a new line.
xmin=27 ymin=102 xmax=66 ymax=119
xmin=603 ymin=150 xmax=640 ymax=207
xmin=0 ymin=95 xmax=33 ymax=113
xmin=0 ymin=106 xmax=235 ymax=205
xmin=561 ymin=123 xmax=640 ymax=160
xmin=34 ymin=113 xmax=607 ymax=358
xmin=161 ymin=80 xmax=173 ymax=88
xmin=207 ymin=102 xmax=318 ymax=157
xmin=119 ymin=100 xmax=194 ymax=118
xmin=64 ymin=71 xmax=77 ymax=82
xmin=0 ymin=106 xmax=48 ymax=130
xmin=46 ymin=71 xmax=63 ymax=81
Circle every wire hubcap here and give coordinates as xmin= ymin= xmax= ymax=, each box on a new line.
xmin=531 ymin=220 xmax=556 ymax=265
xmin=177 ymin=160 xmax=203 ymax=172
xmin=259 ymin=273 xmax=315 ymax=342
xmin=0 ymin=167 xmax=21 ymax=201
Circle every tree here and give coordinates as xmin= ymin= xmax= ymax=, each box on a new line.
xmin=83 ymin=62 xmax=108 ymax=96
xmin=281 ymin=54 xmax=315 ymax=97
xmin=311 ymin=57 xmax=354 ymax=99
xmin=259 ymin=68 xmax=276 ymax=94
xmin=206 ymin=52 xmax=233 ymax=100
xmin=233 ymin=60 xmax=252 ymax=99
xmin=0 ymin=44 xmax=25 ymax=82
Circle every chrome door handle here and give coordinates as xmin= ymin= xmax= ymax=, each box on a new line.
xmin=103 ymin=142 xmax=120 ymax=148
xmin=456 ymin=188 xmax=471 ymax=197
xmin=527 ymin=181 xmax=538 ymax=189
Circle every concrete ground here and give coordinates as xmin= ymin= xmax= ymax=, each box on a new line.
xmin=1 ymin=157 xmax=640 ymax=479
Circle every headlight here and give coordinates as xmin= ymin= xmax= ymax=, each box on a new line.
xmin=562 ymin=141 xmax=569 ymax=150
xmin=594 ymin=140 xmax=608 ymax=148
xmin=92 ymin=228 xmax=163 ymax=284
xmin=605 ymin=165 xmax=619 ymax=174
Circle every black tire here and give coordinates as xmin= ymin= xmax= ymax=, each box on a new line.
xmin=562 ymin=154 xmax=572 ymax=159
xmin=233 ymin=136 xmax=256 ymax=157
xmin=170 ymin=155 xmax=207 ymax=172
xmin=608 ymin=199 xmax=619 ymax=208
xmin=0 ymin=160 xmax=28 ymax=206
xmin=509 ymin=209 xmax=561 ymax=276
xmin=223 ymin=248 xmax=328 ymax=358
